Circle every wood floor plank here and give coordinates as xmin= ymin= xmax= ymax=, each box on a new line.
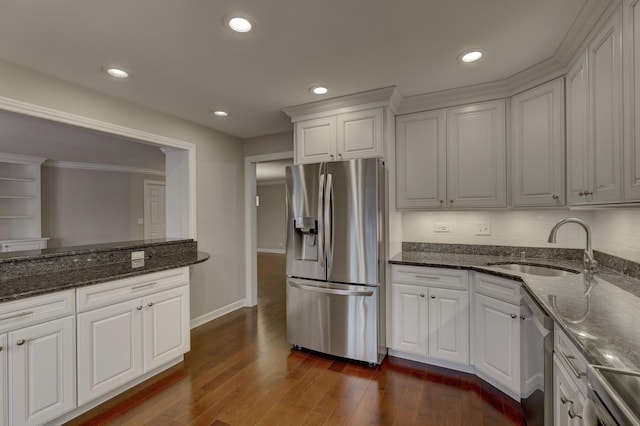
xmin=68 ymin=253 xmax=523 ymax=426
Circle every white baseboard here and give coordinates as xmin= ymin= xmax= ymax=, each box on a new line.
xmin=257 ymin=248 xmax=285 ymax=254
xmin=190 ymin=299 xmax=246 ymax=329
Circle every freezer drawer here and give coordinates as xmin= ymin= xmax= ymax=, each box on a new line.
xmin=286 ymin=278 xmax=380 ymax=364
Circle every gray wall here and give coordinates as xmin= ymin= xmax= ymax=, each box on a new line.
xmin=257 ymin=183 xmax=286 ymax=252
xmin=0 ymin=58 xmax=244 ymax=321
xmin=243 ymin=131 xmax=293 ymax=157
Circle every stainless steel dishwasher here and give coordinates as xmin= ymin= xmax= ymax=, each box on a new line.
xmin=521 ymin=287 xmax=554 ymax=426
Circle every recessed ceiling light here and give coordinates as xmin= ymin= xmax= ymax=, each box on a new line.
xmin=102 ymin=66 xmax=130 ymax=79
xmin=460 ymin=51 xmax=483 ymax=63
xmin=212 ymin=110 xmax=229 ymax=117
xmin=310 ymin=86 xmax=329 ymax=95
xmin=228 ymin=16 xmax=253 ymax=33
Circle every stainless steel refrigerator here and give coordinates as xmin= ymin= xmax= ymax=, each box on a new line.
xmin=285 ymin=158 xmax=386 ymax=365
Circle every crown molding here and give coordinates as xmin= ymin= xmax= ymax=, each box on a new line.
xmin=0 ymin=152 xmax=46 ymax=165
xmin=44 ymin=160 xmax=165 ymax=176
xmin=282 ymin=86 xmax=401 ymax=121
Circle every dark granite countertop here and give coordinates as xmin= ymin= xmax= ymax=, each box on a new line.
xmin=390 ymin=251 xmax=640 ymax=372
xmin=0 ymin=250 xmax=210 ymax=303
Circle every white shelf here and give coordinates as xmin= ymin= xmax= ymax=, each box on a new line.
xmin=0 ymin=195 xmax=36 ymax=199
xmin=0 ymin=177 xmax=37 ymax=182
xmin=0 ymin=216 xmax=36 ymax=219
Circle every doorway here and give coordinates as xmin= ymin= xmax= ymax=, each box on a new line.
xmin=144 ymin=180 xmax=166 ymax=239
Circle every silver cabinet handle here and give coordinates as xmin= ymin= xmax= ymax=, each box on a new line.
xmin=520 ymin=315 xmax=526 ymax=320
xmin=552 ymin=194 xmax=559 ymax=200
xmin=136 ymin=305 xmax=143 ymax=310
xmin=558 ymin=350 xmax=587 ymax=378
xmin=147 ymin=302 xmax=154 ymax=307
xmin=420 ymin=294 xmax=425 ymax=298
xmin=568 ymin=409 xmax=582 ymax=419
xmin=16 ymin=339 xmax=25 ymax=346
xmin=510 ymin=314 xmax=517 ymax=319
xmin=584 ymin=190 xmax=593 ymax=196
xmin=579 ymin=191 xmax=584 ymax=196
xmin=430 ymin=295 xmax=436 ymax=299
xmin=449 ymin=199 xmax=454 ymax=204
xmin=0 ymin=346 xmax=3 ymax=352
xmin=289 ymin=282 xmax=373 ymax=297
xmin=0 ymin=311 xmax=34 ymax=322
xmin=439 ymin=200 xmax=444 ymax=204
xmin=338 ymin=153 xmax=342 ymax=158
xmin=415 ymin=275 xmax=440 ymax=280
xmin=560 ymin=396 xmax=573 ymax=405
xmin=329 ymin=154 xmax=334 ymax=159
xmin=131 ymin=282 xmax=157 ymax=290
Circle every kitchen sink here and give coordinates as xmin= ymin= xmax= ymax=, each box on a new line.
xmin=487 ymin=263 xmax=580 ymax=277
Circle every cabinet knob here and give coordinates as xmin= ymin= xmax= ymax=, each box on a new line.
xmin=449 ymin=200 xmax=454 ymax=204
xmin=148 ymin=302 xmax=154 ymax=307
xmin=338 ymin=153 xmax=342 ymax=158
xmin=568 ymin=409 xmax=582 ymax=420
xmin=584 ymin=190 xmax=593 ymax=196
xmin=510 ymin=314 xmax=517 ymax=319
xmin=136 ymin=305 xmax=143 ymax=310
xmin=430 ymin=295 xmax=436 ymax=299
xmin=420 ymin=294 xmax=425 ymax=298
xmin=578 ymin=191 xmax=584 ymax=196
xmin=520 ymin=315 xmax=526 ymax=320
xmin=552 ymin=194 xmax=559 ymax=200
xmin=16 ymin=339 xmax=25 ymax=346
xmin=0 ymin=346 xmax=3 ymax=352
xmin=560 ymin=396 xmax=573 ymax=405
xmin=439 ymin=200 xmax=444 ymax=204
xmin=330 ymin=154 xmax=334 ymax=159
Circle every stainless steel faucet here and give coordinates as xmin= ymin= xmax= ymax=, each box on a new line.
xmin=547 ymin=218 xmax=597 ymax=276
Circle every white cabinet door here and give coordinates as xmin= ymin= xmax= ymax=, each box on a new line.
xmin=473 ymin=293 xmax=520 ymax=394
xmin=624 ymin=0 xmax=640 ymax=199
xmin=8 ymin=316 xmax=75 ymax=426
xmin=588 ymin=8 xmax=623 ymax=203
xmin=428 ymin=287 xmax=469 ymax=365
xmin=0 ymin=334 xmax=6 ymax=426
xmin=77 ymin=298 xmax=143 ymax=405
xmin=447 ymin=100 xmax=507 ymax=208
xmin=391 ymin=284 xmax=427 ymax=356
xmin=337 ymin=108 xmax=384 ymax=160
xmin=566 ymin=53 xmax=591 ymax=205
xmin=553 ymin=355 xmax=581 ymax=426
xmin=294 ymin=117 xmax=337 ymax=164
xmin=143 ymin=286 xmax=190 ymax=372
xmin=511 ymin=79 xmax=565 ymax=206
xmin=395 ymin=110 xmax=447 ymax=209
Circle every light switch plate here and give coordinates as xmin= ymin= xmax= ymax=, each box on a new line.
xmin=131 ymin=251 xmax=145 ymax=260
xmin=476 ymin=222 xmax=491 ymax=236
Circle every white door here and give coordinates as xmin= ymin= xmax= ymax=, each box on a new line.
xmin=143 ymin=286 xmax=190 ymax=372
xmin=428 ymin=288 xmax=469 ymax=365
xmin=8 ymin=316 xmax=75 ymax=426
xmin=0 ymin=333 xmax=6 ymax=426
xmin=77 ymin=298 xmax=143 ymax=405
xmin=511 ymin=79 xmax=565 ymax=206
xmin=396 ymin=110 xmax=447 ymax=209
xmin=624 ymin=0 xmax=640 ymax=199
xmin=566 ymin=53 xmax=590 ymax=204
xmin=294 ymin=117 xmax=337 ymax=164
xmin=391 ymin=284 xmax=428 ymax=356
xmin=473 ymin=293 xmax=520 ymax=395
xmin=337 ymin=108 xmax=384 ymax=160
xmin=144 ymin=180 xmax=166 ymax=240
xmin=588 ymin=8 xmax=623 ymax=203
xmin=447 ymin=100 xmax=507 ymax=208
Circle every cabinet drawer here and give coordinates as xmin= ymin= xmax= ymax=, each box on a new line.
xmin=0 ymin=290 xmax=75 ymax=333
xmin=76 ymin=267 xmax=189 ymax=313
xmin=554 ymin=324 xmax=588 ymax=395
xmin=473 ymin=273 xmax=521 ymax=305
xmin=392 ymin=265 xmax=468 ymax=290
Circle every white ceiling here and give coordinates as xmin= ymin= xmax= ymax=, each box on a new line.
xmin=0 ymin=0 xmax=589 ymax=139
xmin=256 ymin=159 xmax=292 ymax=183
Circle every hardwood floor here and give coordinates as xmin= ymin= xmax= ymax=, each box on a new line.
xmin=68 ymin=253 xmax=524 ymax=425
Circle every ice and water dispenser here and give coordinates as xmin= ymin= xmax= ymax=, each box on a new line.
xmin=292 ymin=216 xmax=318 ymax=261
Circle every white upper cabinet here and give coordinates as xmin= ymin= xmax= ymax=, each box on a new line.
xmin=395 ymin=110 xmax=447 ymax=209
xmin=294 ymin=117 xmax=337 ymax=164
xmin=624 ymin=0 xmax=640 ymax=199
xmin=294 ymin=108 xmax=385 ymax=164
xmin=337 ymin=108 xmax=384 ymax=160
xmin=511 ymin=79 xmax=565 ymax=207
xmin=447 ymin=100 xmax=507 ymax=208
xmin=568 ymin=8 xmax=623 ymax=205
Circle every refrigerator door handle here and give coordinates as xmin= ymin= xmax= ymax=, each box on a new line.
xmin=318 ymin=173 xmax=325 ymax=269
xmin=324 ymin=173 xmax=333 ymax=272
xmin=289 ymin=281 xmax=374 ymax=297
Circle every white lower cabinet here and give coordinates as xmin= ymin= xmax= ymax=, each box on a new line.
xmin=553 ymin=355 xmax=585 ymax=425
xmin=0 ymin=334 xmax=6 ymax=426
xmin=472 ymin=282 xmax=521 ymax=396
xmin=391 ymin=266 xmax=469 ymax=365
xmin=77 ymin=284 xmax=190 ymax=405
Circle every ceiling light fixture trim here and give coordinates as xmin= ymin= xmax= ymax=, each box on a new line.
xmin=225 ymin=15 xmax=254 ymax=33
xmin=102 ymin=66 xmax=131 ymax=79
xmin=212 ymin=110 xmax=229 ymax=117
xmin=310 ymin=86 xmax=329 ymax=95
xmin=459 ymin=50 xmax=484 ymax=63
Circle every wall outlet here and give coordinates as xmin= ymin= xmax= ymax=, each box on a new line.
xmin=131 ymin=251 xmax=145 ymax=260
xmin=434 ymin=223 xmax=450 ymax=233
xmin=137 ymin=218 xmax=144 ymax=225
xmin=476 ymin=222 xmax=491 ymax=236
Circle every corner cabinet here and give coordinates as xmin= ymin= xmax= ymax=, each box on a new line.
xmin=623 ymin=0 xmax=640 ymax=199
xmin=567 ymin=7 xmax=623 ymax=204
xmin=396 ymin=100 xmax=506 ymax=209
xmin=510 ymin=79 xmax=565 ymax=207
xmin=391 ymin=265 xmax=469 ymax=366
xmin=294 ymin=108 xmax=385 ymax=164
